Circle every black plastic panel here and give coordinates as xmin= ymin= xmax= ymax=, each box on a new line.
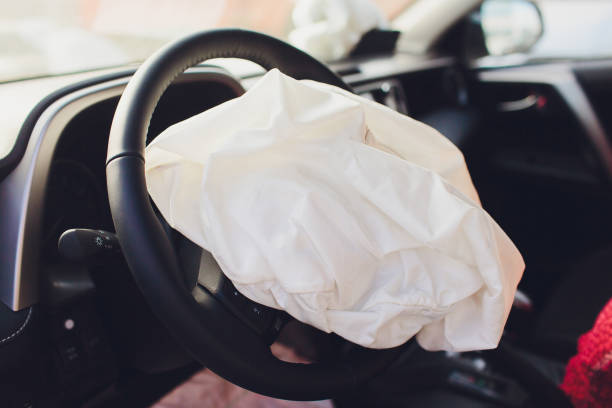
xmin=574 ymin=60 xmax=612 ymax=140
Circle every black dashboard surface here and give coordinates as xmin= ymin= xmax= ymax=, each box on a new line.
xmin=575 ymin=60 xmax=612 ymax=140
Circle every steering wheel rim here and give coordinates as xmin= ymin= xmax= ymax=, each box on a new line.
xmin=106 ymin=29 xmax=402 ymax=400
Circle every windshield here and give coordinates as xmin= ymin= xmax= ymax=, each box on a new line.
xmin=0 ymin=0 xmax=412 ymax=83
xmin=530 ymin=0 xmax=612 ymax=60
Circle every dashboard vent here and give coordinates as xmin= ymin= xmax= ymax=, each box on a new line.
xmin=335 ymin=65 xmax=361 ymax=77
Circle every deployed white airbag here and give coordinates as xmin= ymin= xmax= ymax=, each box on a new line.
xmin=288 ymin=0 xmax=387 ymax=61
xmin=145 ymin=69 xmax=524 ymax=351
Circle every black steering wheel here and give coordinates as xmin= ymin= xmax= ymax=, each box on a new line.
xmin=106 ymin=29 xmax=401 ymax=400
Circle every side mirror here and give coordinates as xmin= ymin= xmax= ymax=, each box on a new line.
xmin=480 ymin=0 xmax=543 ymax=56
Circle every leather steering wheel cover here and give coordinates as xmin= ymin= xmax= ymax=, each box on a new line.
xmin=106 ymin=29 xmax=401 ymax=400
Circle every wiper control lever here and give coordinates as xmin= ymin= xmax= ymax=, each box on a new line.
xmin=58 ymin=228 xmax=120 ymax=262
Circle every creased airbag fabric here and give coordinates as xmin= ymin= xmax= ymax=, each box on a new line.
xmin=145 ymin=69 xmax=524 ymax=351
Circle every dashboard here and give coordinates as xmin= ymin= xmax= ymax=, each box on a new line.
xmin=0 ymin=55 xmax=465 ymax=312
xmin=3 ymin=57 xmax=612 ymax=311
xmin=1 ymin=52 xmax=612 ymax=407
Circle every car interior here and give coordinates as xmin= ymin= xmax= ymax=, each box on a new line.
xmin=1 ymin=0 xmax=611 ymax=407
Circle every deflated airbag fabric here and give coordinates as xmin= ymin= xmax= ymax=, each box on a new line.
xmin=145 ymin=69 xmax=524 ymax=351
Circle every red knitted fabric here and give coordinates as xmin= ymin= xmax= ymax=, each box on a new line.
xmin=561 ymin=298 xmax=612 ymax=408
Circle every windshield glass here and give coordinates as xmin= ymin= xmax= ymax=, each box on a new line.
xmin=530 ymin=0 xmax=612 ymax=60
xmin=1 ymin=0 xmax=411 ymax=83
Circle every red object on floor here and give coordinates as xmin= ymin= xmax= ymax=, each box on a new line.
xmin=561 ymin=298 xmax=612 ymax=408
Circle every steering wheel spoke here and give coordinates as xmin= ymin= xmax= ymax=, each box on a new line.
xmin=193 ymin=250 xmax=289 ymax=344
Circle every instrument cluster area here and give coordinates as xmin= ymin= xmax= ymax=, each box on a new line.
xmin=41 ymin=72 xmax=245 ymax=269
xmin=18 ymin=71 xmax=247 ymax=407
